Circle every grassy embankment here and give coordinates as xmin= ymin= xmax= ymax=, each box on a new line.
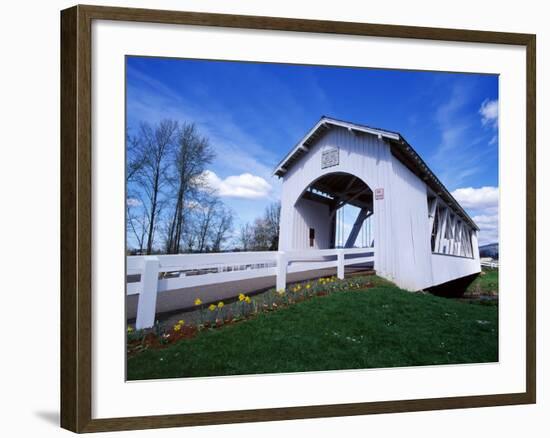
xmin=127 ymin=274 xmax=498 ymax=380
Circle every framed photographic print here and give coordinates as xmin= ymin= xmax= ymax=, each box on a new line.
xmin=60 ymin=4 xmax=536 ymax=433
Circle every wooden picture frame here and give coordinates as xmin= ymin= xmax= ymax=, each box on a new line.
xmin=60 ymin=4 xmax=536 ymax=433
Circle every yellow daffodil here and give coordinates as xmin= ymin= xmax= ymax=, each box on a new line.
xmin=194 ymin=298 xmax=202 ymax=306
xmin=217 ymin=301 xmax=224 ymax=308
xmin=127 ymin=326 xmax=133 ymax=333
xmin=177 ymin=319 xmax=184 ymax=325
xmin=173 ymin=324 xmax=181 ymax=332
xmin=208 ymin=304 xmax=216 ymax=311
xmin=238 ymin=293 xmax=245 ymax=301
xmin=306 ymin=284 xmax=311 ymax=289
xmin=245 ymin=296 xmax=251 ymax=304
xmin=277 ymin=289 xmax=285 ymax=296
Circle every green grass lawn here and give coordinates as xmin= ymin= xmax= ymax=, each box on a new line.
xmin=127 ymin=279 xmax=498 ymax=380
xmin=466 ymin=268 xmax=499 ymax=295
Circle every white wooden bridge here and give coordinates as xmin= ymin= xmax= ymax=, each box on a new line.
xmin=127 ymin=116 xmax=484 ymax=329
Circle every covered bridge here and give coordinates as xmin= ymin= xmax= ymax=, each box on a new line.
xmin=274 ymin=116 xmax=481 ymax=291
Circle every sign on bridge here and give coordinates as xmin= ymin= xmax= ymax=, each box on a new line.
xmin=321 ymin=147 xmax=339 ymax=169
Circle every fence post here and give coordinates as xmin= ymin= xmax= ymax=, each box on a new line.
xmin=135 ymin=256 xmax=160 ymax=330
xmin=337 ymin=249 xmax=345 ymax=280
xmin=276 ymin=251 xmax=287 ymax=291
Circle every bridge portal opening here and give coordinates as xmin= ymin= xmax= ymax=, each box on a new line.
xmin=295 ymin=172 xmax=374 ymax=250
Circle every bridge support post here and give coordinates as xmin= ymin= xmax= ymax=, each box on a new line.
xmin=276 ymin=251 xmax=287 ymax=291
xmin=337 ymin=249 xmax=345 ymax=280
xmin=136 ymin=256 xmax=160 ymax=330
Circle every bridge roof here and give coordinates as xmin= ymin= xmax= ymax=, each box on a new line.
xmin=273 ymin=116 xmax=479 ymax=231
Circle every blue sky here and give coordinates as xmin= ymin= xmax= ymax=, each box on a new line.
xmin=126 ymin=56 xmax=499 ymax=245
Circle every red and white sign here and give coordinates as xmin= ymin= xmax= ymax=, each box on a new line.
xmin=375 ymin=188 xmax=384 ymax=200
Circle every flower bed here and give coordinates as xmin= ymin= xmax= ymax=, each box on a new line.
xmin=127 ymin=275 xmax=375 ymax=356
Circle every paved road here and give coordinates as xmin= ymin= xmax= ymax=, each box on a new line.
xmin=126 ymin=265 xmax=373 ymax=321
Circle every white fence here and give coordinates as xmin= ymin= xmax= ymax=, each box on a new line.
xmin=127 ymin=247 xmax=375 ymax=329
xmin=480 ymin=260 xmax=499 ymax=269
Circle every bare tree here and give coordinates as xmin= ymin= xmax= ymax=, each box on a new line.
xmin=126 ymin=130 xmax=148 ymax=253
xmin=211 ymin=205 xmax=234 ymax=252
xmin=238 ymin=223 xmax=254 ymax=251
xmin=134 ymin=120 xmax=178 ymax=254
xmin=264 ymin=202 xmax=281 ymax=250
xmin=251 ymin=218 xmax=271 ymax=250
xmin=126 ymin=197 xmax=148 ymax=254
xmin=165 ymin=123 xmax=214 ymax=254
xmin=126 ymin=130 xmax=145 ymax=182
xmin=247 ymin=202 xmax=281 ymax=250
xmin=182 ymin=225 xmax=198 ymax=252
xmin=195 ymin=195 xmax=220 ymax=253
xmin=126 ymin=118 xmax=237 ymax=256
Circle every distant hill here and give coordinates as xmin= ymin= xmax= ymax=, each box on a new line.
xmin=479 ymin=242 xmax=498 ymax=260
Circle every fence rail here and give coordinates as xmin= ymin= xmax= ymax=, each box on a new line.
xmin=127 ymin=247 xmax=375 ymax=329
xmin=480 ymin=260 xmax=499 ymax=269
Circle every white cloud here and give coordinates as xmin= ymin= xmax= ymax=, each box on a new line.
xmin=203 ymin=170 xmax=272 ymax=199
xmin=126 ymin=197 xmax=142 ymax=207
xmin=451 ymin=186 xmax=498 ymax=211
xmin=472 ymin=214 xmax=499 ymax=245
xmin=472 ymin=214 xmax=498 ymax=227
xmin=452 ymin=186 xmax=499 ymax=245
xmin=479 ymin=99 xmax=499 ymax=128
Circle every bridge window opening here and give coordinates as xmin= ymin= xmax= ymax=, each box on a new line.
xmin=461 ymin=227 xmax=474 ymax=258
xmin=429 ymin=195 xmax=474 ymax=258
xmin=430 ymin=208 xmax=439 ymax=252
xmin=444 ymin=214 xmax=454 ymax=239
